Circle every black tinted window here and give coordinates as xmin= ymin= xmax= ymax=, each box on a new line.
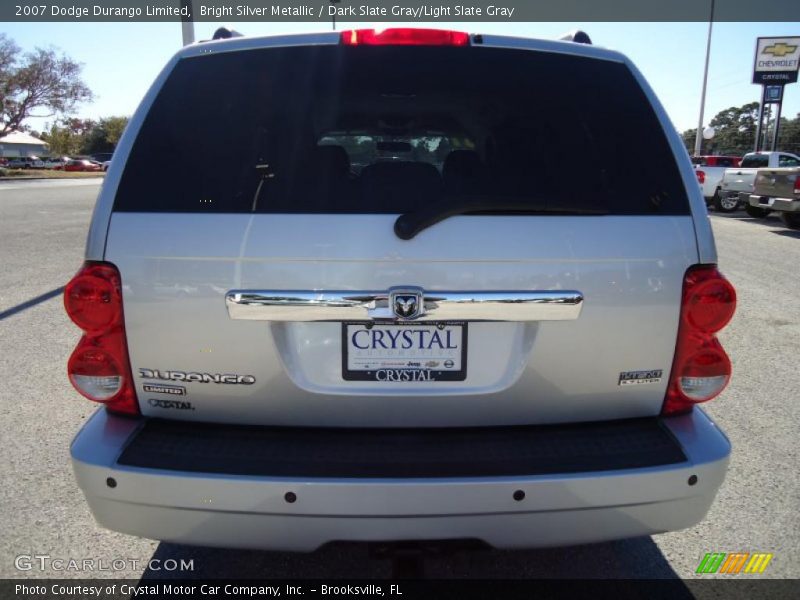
xmin=741 ymin=154 xmax=769 ymax=168
xmin=114 ymin=46 xmax=689 ymax=215
xmin=778 ymin=155 xmax=799 ymax=167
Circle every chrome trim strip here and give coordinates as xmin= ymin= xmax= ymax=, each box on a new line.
xmin=225 ymin=290 xmax=583 ymax=322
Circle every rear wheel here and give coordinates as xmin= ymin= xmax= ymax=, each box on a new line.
xmin=714 ymin=190 xmax=739 ymax=213
xmin=745 ymin=205 xmax=771 ymax=218
xmin=780 ymin=212 xmax=800 ymax=230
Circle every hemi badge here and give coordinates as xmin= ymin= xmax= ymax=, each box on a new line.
xmin=618 ymin=370 xmax=663 ymax=386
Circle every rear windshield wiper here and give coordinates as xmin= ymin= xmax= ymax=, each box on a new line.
xmin=394 ymin=196 xmax=609 ymax=240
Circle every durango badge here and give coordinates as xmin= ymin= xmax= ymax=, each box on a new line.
xmin=139 ymin=369 xmax=256 ymax=384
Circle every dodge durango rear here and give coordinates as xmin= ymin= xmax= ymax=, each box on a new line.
xmin=68 ymin=28 xmax=735 ymax=552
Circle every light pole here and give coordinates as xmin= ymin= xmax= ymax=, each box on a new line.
xmin=180 ymin=0 xmax=195 ymax=46
xmin=693 ymin=0 xmax=715 ymax=157
xmin=330 ymin=0 xmax=341 ymax=31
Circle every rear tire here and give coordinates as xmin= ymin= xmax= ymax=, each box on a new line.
xmin=780 ymin=212 xmax=800 ymax=230
xmin=745 ymin=205 xmax=771 ymax=218
xmin=714 ymin=189 xmax=739 ymax=213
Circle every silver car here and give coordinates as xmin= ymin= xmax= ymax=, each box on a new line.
xmin=66 ymin=28 xmax=736 ymax=551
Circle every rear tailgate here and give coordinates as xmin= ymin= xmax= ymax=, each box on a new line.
xmin=753 ymin=167 xmax=800 ymax=199
xmin=104 ymin=38 xmax=699 ymax=427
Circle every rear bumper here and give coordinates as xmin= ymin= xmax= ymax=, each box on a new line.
xmin=719 ymin=190 xmax=748 ymax=206
xmin=749 ymin=194 xmax=800 ymax=213
xmin=71 ymin=409 xmax=730 ymax=551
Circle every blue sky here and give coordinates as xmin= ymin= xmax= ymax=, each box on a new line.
xmin=3 ymin=20 xmax=800 ymax=134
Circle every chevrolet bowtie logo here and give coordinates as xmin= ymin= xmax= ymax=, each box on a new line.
xmin=763 ymin=43 xmax=798 ymax=57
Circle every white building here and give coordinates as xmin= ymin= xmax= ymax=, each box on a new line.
xmin=0 ymin=130 xmax=49 ymax=158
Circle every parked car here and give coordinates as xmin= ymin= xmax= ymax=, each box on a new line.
xmin=6 ymin=156 xmax=44 ymax=169
xmin=66 ymin=28 xmax=735 ymax=552
xmin=747 ymin=167 xmax=800 ymax=227
xmin=718 ymin=151 xmax=800 ymax=212
xmin=63 ymin=159 xmax=103 ymax=172
xmin=91 ymin=152 xmax=114 ymax=163
xmin=691 ymin=155 xmax=741 ymax=168
xmin=692 ymin=155 xmax=741 ymax=211
xmin=47 ymin=157 xmax=70 ymax=170
xmin=42 ymin=156 xmax=69 ymax=169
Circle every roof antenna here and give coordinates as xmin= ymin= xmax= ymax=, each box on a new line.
xmin=559 ymin=30 xmax=592 ymax=45
xmin=212 ymin=27 xmax=243 ymax=40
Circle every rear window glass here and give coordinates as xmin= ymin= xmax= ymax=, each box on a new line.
xmin=114 ymin=45 xmax=689 ymax=215
xmin=741 ymin=154 xmax=769 ymax=168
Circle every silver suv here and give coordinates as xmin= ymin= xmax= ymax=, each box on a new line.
xmin=66 ymin=28 xmax=736 ymax=551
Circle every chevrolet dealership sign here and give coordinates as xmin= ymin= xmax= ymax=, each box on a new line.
xmin=753 ymin=37 xmax=800 ymax=84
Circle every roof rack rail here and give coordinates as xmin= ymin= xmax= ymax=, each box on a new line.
xmin=212 ymin=27 xmax=243 ymax=40
xmin=559 ymin=30 xmax=592 ymax=45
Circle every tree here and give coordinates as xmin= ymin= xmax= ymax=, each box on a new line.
xmin=707 ymin=102 xmax=759 ymax=155
xmin=777 ymin=112 xmax=800 ymax=156
xmin=680 ymin=128 xmax=697 ymax=155
xmin=81 ymin=116 xmax=128 ymax=153
xmin=40 ymin=116 xmax=130 ymax=156
xmin=101 ymin=116 xmax=128 ymax=147
xmin=681 ymin=102 xmax=765 ymax=156
xmin=41 ymin=117 xmax=95 ymax=156
xmin=0 ymin=33 xmax=92 ymax=137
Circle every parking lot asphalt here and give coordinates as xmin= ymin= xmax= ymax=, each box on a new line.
xmin=0 ymin=180 xmax=797 ymax=580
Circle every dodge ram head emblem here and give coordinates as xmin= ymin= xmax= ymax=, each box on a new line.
xmin=390 ymin=288 xmax=423 ymax=320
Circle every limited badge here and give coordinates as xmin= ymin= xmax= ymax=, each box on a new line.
xmin=619 ymin=369 xmax=663 ymax=386
xmin=143 ymin=383 xmax=186 ymax=396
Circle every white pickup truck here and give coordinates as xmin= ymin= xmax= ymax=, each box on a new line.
xmin=691 ymin=155 xmax=740 ymax=211
xmin=719 ymin=151 xmax=800 ymax=213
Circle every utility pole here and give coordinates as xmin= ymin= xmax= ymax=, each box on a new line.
xmin=694 ymin=0 xmax=715 ymax=157
xmin=330 ymin=0 xmax=341 ymax=31
xmin=180 ymin=0 xmax=195 ymax=46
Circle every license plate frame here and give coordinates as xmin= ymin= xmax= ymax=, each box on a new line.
xmin=341 ymin=321 xmax=468 ymax=382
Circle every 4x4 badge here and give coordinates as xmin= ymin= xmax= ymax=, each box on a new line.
xmin=390 ymin=288 xmax=423 ymax=320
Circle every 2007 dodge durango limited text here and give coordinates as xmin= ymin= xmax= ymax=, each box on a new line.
xmin=66 ymin=28 xmax=736 ymax=552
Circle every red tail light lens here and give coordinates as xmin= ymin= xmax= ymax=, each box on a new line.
xmin=64 ymin=262 xmax=139 ymax=415
xmin=64 ymin=263 xmax=122 ymax=334
xmin=682 ymin=268 xmax=736 ymax=333
xmin=794 ymin=175 xmax=799 ymax=194
xmin=341 ymin=28 xmax=470 ymax=46
xmin=696 ymin=170 xmax=705 ymax=184
xmin=662 ymin=265 xmax=736 ymax=416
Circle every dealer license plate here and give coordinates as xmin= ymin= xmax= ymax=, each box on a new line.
xmin=342 ymin=321 xmax=467 ymax=382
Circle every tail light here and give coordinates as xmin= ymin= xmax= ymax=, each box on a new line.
xmin=696 ymin=170 xmax=706 ymax=184
xmin=341 ymin=28 xmax=470 ymax=46
xmin=64 ymin=262 xmax=139 ymax=415
xmin=662 ymin=265 xmax=736 ymax=416
xmin=794 ymin=175 xmax=800 ymax=195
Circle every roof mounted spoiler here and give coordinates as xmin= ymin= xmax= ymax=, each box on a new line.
xmin=559 ymin=30 xmax=592 ymax=45
xmin=212 ymin=27 xmax=243 ymax=40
